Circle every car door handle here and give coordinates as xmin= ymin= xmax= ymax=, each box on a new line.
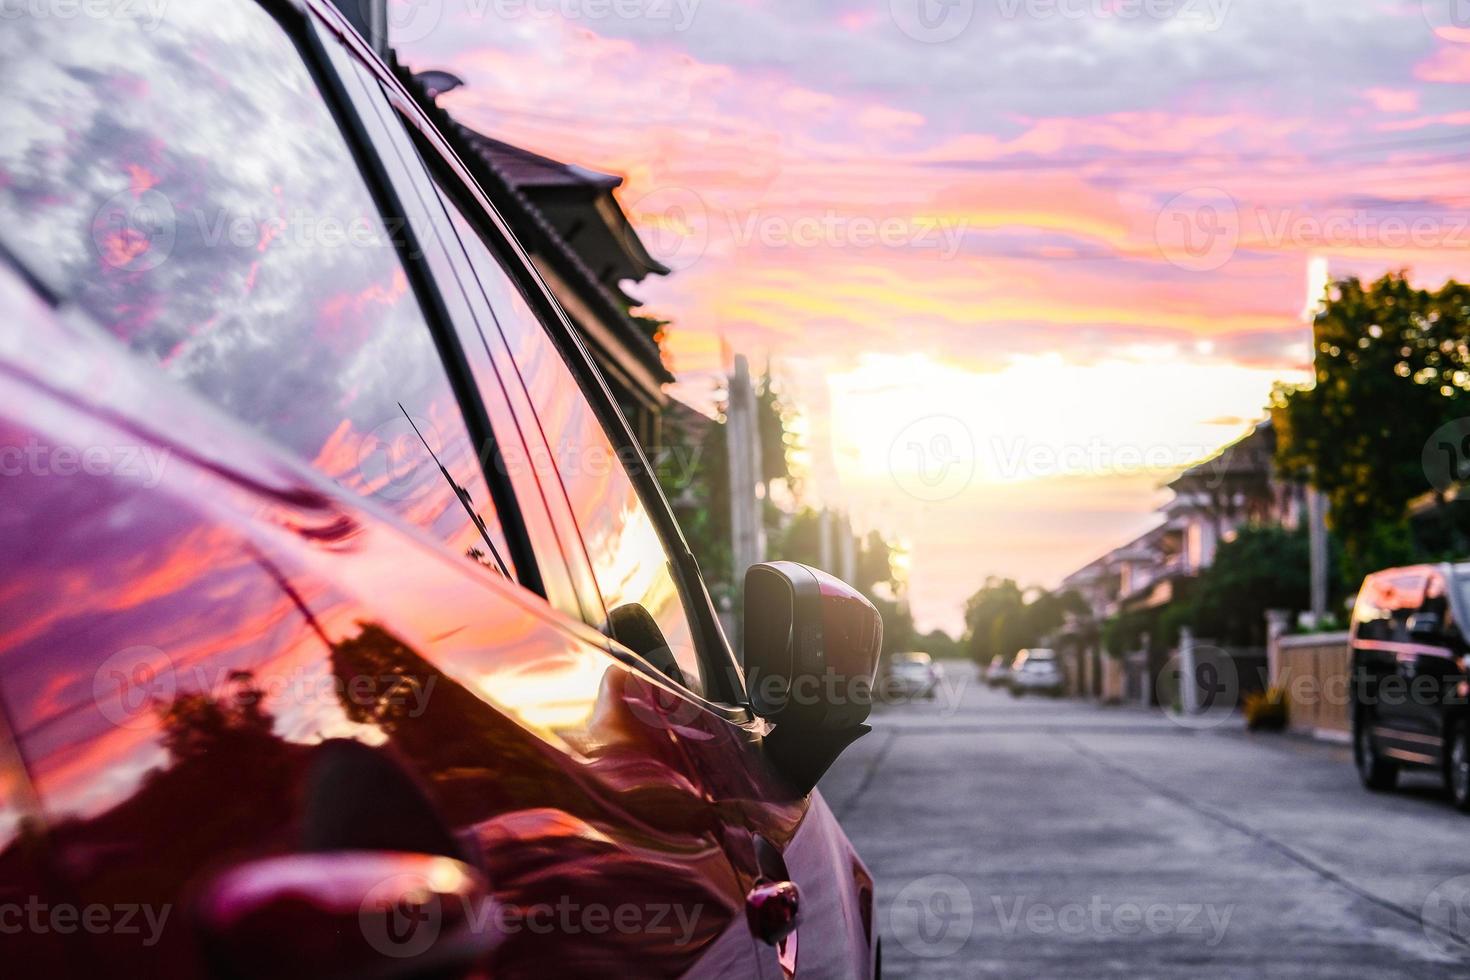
xmin=195 ymin=850 xmax=497 ymax=979
xmin=746 ymin=879 xmax=801 ymax=945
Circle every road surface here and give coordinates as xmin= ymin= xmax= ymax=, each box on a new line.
xmin=819 ymin=662 xmax=1470 ymax=978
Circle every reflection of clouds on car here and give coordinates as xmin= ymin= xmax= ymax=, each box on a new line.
xmin=0 ymin=2 xmax=516 ymax=575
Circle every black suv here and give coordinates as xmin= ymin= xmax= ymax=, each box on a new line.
xmin=1352 ymin=563 xmax=1470 ymax=809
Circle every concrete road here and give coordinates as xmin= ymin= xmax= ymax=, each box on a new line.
xmin=819 ymin=662 xmax=1470 ymax=979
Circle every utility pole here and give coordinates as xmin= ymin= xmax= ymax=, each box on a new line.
xmin=1308 ymin=487 xmax=1329 ymax=626
xmin=1303 ymin=257 xmax=1331 ymax=628
xmin=837 ymin=511 xmax=857 ymax=586
xmin=727 ymin=355 xmax=766 ymax=638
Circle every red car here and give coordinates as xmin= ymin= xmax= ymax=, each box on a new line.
xmin=0 ymin=3 xmax=880 ymax=976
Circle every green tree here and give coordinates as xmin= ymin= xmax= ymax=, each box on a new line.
xmin=961 ymin=579 xmax=1080 ymax=664
xmin=658 ymin=413 xmax=731 ymax=595
xmin=1272 ymin=272 xmax=1470 ymax=581
xmin=1168 ymin=526 xmax=1327 ymax=646
xmin=756 ymin=368 xmax=797 ymax=492
xmin=911 ymin=628 xmax=963 ymax=660
xmin=961 ymin=577 xmax=1025 ymax=664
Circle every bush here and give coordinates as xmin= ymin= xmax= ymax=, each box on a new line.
xmin=1243 ymin=687 xmax=1288 ymax=732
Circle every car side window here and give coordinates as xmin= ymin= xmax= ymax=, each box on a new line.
xmin=1355 ymin=573 xmax=1426 ymax=643
xmin=1414 ymin=574 xmax=1454 ymax=647
xmin=429 ymin=187 xmax=705 ymax=695
xmin=0 ymin=2 xmax=517 ymax=581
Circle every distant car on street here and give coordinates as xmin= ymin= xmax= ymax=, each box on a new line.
xmin=984 ymin=658 xmax=1011 ymax=688
xmin=1010 ymin=648 xmax=1064 ymax=697
xmin=1351 ymin=562 xmax=1470 ymax=811
xmin=882 ymin=651 xmax=942 ymax=701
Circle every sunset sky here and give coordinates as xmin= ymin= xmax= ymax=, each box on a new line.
xmin=397 ymin=0 xmax=1470 ymax=633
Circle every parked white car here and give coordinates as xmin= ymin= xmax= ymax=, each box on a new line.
xmin=881 ymin=651 xmax=942 ymax=701
xmin=1010 ymin=648 xmax=1064 ymax=697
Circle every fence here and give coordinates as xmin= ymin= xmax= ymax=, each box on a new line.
xmin=1269 ymin=631 xmax=1352 ymax=740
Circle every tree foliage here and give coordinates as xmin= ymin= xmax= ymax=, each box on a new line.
xmin=911 ymin=628 xmax=963 ymax=660
xmin=756 ymin=368 xmax=797 ymax=492
xmin=961 ymin=577 xmax=1084 ymax=664
xmin=1272 ymin=272 xmax=1470 ymax=581
xmin=658 ymin=412 xmax=732 ymax=595
xmin=1167 ymin=526 xmax=1324 ymax=646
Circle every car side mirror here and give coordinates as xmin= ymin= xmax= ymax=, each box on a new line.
xmin=743 ymin=561 xmax=883 ymax=794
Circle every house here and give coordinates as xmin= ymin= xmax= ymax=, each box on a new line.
xmin=1056 ymin=420 xmax=1304 ymax=702
xmin=1163 ymin=420 xmax=1302 ymax=571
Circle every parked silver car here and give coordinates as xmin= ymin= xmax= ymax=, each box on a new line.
xmin=984 ymin=658 xmax=1011 ymax=688
xmin=881 ymin=651 xmax=942 ymax=701
xmin=1010 ymin=648 xmax=1064 ymax=697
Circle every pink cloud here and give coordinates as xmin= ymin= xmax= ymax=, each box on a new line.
xmin=1415 ymin=44 xmax=1470 ymax=83
xmin=856 ymin=105 xmax=926 ymax=131
xmin=1361 ymin=87 xmax=1420 ymax=113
